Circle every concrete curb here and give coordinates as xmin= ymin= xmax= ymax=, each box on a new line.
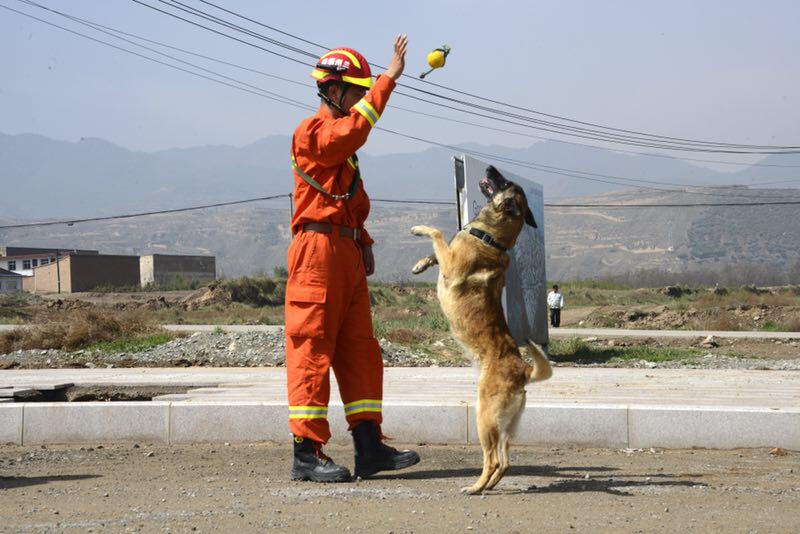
xmin=2 ymin=402 xmax=798 ymax=450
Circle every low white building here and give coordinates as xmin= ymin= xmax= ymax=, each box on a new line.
xmin=0 ymin=267 xmax=23 ymax=294
xmin=0 ymin=246 xmax=98 ymax=277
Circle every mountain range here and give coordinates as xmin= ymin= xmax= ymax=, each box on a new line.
xmin=3 ymin=131 xmax=799 ymax=220
xmin=2 ymin=132 xmax=800 ymax=282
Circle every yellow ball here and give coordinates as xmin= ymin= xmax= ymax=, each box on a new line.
xmin=427 ymin=49 xmax=446 ymax=69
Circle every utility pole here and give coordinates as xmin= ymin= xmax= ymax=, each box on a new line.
xmin=55 ymin=249 xmax=61 ymax=294
xmin=288 ymin=193 xmax=294 ymax=219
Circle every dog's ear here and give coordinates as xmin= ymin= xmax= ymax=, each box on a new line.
xmin=524 ymin=207 xmax=538 ymax=228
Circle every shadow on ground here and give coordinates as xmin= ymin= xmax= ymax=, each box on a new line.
xmin=372 ymin=464 xmax=619 ymax=480
xmin=0 ymin=474 xmax=100 ymax=490
xmin=523 ymin=478 xmax=706 ymax=496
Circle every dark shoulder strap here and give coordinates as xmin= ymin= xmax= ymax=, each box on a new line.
xmin=291 ymin=151 xmax=360 ymax=201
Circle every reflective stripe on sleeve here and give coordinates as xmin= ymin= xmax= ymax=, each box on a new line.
xmin=352 ymin=98 xmax=380 ymax=126
xmin=288 ymin=405 xmax=328 ymax=419
xmin=343 ymin=399 xmax=382 ymax=416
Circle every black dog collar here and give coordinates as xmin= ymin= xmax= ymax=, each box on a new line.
xmin=468 ymin=228 xmax=507 ymax=251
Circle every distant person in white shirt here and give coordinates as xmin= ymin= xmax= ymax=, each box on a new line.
xmin=547 ymin=284 xmax=564 ymax=328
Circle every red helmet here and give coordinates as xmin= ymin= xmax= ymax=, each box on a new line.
xmin=311 ymin=48 xmax=373 ymax=89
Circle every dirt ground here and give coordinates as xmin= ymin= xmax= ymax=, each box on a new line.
xmin=1 ymin=443 xmax=798 ymax=533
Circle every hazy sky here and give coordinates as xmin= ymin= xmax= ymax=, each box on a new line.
xmin=1 ymin=0 xmax=798 ymax=164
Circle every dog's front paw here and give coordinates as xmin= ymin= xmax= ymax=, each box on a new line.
xmin=411 ymin=256 xmax=434 ymax=275
xmin=410 ymin=225 xmax=432 ymax=237
xmin=460 ymin=485 xmax=483 ymax=495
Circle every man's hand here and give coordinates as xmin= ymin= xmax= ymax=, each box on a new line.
xmin=361 ymin=244 xmax=375 ymax=276
xmin=385 ymin=34 xmax=408 ymax=80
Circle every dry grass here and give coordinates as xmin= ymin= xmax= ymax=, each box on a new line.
xmin=780 ymin=316 xmax=800 ymax=332
xmin=0 ymin=309 xmax=166 ymax=353
xmin=687 ymin=310 xmax=742 ymax=331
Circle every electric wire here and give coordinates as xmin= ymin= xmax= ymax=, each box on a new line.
xmin=1 ymin=3 xmax=315 ymax=113
xmin=25 ymin=1 xmax=799 ymax=170
xmin=151 ymin=0 xmax=800 ymax=153
xmin=7 ymin=194 xmax=800 ymax=232
xmin=127 ymin=0 xmax=310 ymax=68
xmin=0 ymin=194 xmax=292 ymax=230
xmin=6 ymin=1 xmax=797 ymax=203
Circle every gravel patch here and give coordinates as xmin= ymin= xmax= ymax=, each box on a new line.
xmin=0 ymin=331 xmax=448 ymax=369
xmin=2 ymin=331 xmax=799 ymax=370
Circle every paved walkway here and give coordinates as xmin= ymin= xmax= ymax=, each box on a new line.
xmin=1 ymin=367 xmax=798 ymax=448
xmin=2 ymin=367 xmax=796 ymax=408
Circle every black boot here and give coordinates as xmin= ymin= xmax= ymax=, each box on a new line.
xmin=352 ymin=421 xmax=420 ymax=479
xmin=291 ymin=436 xmax=351 ymax=483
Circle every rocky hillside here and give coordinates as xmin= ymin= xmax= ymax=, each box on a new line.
xmin=3 ymin=187 xmax=800 ymax=282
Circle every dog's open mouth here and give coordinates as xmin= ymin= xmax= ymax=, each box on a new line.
xmin=479 ymin=178 xmax=495 ymax=199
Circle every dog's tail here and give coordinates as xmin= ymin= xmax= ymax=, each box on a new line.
xmin=526 ymin=341 xmax=553 ymax=383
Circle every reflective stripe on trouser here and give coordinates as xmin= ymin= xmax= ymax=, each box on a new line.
xmin=288 ymin=406 xmax=328 ymax=419
xmin=285 ymin=230 xmax=383 ymax=444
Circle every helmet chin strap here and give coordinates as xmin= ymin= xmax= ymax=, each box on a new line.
xmin=318 ymin=84 xmax=349 ymax=116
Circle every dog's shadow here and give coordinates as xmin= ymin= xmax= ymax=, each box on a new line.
xmin=372 ymin=465 xmax=707 ymax=496
xmin=371 ymin=464 xmax=617 ymax=480
xmin=520 ymin=477 xmax=705 ymax=496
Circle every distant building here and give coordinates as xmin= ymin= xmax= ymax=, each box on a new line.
xmin=2 ymin=246 xmax=216 ymax=293
xmin=139 ymin=254 xmax=216 ymax=288
xmin=0 ymin=267 xmax=23 ymax=294
xmin=32 ymin=254 xmax=139 ymax=293
xmin=0 ymin=247 xmax=98 ymax=277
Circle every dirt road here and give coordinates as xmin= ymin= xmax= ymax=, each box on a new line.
xmin=1 ymin=443 xmax=797 ymax=533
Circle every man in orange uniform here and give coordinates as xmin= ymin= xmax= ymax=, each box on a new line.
xmin=286 ymin=35 xmax=420 ymax=482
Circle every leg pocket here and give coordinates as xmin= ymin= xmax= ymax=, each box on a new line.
xmin=285 ymin=278 xmax=327 ymax=338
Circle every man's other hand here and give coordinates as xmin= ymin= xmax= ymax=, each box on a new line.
xmin=385 ymin=34 xmax=408 ymax=80
xmin=361 ymin=244 xmax=375 ymax=276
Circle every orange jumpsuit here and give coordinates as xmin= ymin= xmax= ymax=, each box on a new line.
xmin=285 ymin=74 xmax=396 ymax=444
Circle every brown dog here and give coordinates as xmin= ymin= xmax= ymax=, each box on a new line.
xmin=410 ymin=165 xmax=552 ymax=494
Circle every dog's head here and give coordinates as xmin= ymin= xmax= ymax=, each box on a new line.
xmin=479 ymin=165 xmax=537 ymax=228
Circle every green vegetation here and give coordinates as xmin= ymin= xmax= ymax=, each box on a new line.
xmin=0 ymin=309 xmax=168 ymax=353
xmin=548 ymin=337 xmax=698 ymax=364
xmin=0 ymin=294 xmax=34 ymax=323
xmin=272 ymin=266 xmax=289 ymax=279
xmin=84 ymin=333 xmax=174 ymax=353
xmin=92 ymin=275 xmax=206 ymax=292
xmin=371 ymin=286 xmax=449 ymax=350
xmin=220 ymin=276 xmax=285 ymax=306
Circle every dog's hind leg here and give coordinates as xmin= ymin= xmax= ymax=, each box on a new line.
xmin=461 ymin=400 xmax=499 ymax=495
xmin=483 ymin=393 xmax=525 ymax=491
xmin=484 ymin=434 xmax=510 ymax=491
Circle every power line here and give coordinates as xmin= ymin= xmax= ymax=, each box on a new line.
xmin=6 ymin=193 xmax=800 ymax=232
xmin=127 ymin=0 xmax=310 ymax=67
xmin=172 ymin=0 xmax=800 ymax=153
xmin=371 ymin=198 xmax=456 ymax=206
xmin=20 ymin=0 xmax=309 ymax=88
xmin=7 ymin=1 xmax=796 ymax=203
xmin=128 ymin=0 xmax=800 ymax=155
xmin=545 ymin=201 xmax=800 ymax=208
xmin=0 ymin=194 xmax=291 ymax=230
xmin=2 ymin=3 xmax=315 ymax=113
xmin=374 ymin=127 xmax=798 ymax=201
xmin=23 ymin=1 xmax=798 ymax=169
